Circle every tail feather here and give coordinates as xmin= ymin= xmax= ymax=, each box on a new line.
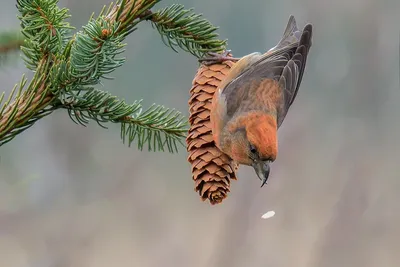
xmin=268 ymin=15 xmax=301 ymax=53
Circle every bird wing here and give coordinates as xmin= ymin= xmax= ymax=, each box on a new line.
xmin=218 ymin=17 xmax=313 ymax=128
xmin=277 ymin=23 xmax=313 ymax=125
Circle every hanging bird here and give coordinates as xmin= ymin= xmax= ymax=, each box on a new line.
xmin=202 ymin=15 xmax=313 ymax=187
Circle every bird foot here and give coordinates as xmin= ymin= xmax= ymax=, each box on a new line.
xmin=198 ymin=50 xmax=240 ymax=66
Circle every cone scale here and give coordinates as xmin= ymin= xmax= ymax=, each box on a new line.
xmin=186 ymin=57 xmax=238 ymax=205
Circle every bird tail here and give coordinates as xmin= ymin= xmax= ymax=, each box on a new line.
xmin=268 ymin=15 xmax=302 ymax=52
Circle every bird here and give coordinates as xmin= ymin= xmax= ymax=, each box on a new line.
xmin=202 ymin=15 xmax=313 ymax=187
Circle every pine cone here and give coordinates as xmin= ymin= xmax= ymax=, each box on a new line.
xmin=186 ymin=58 xmax=238 ymax=205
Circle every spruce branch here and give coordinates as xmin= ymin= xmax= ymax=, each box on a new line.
xmin=52 ymin=0 xmax=188 ymax=152
xmin=0 ymin=57 xmax=54 ymax=146
xmin=0 ymin=0 xmax=192 ymax=152
xmin=17 ymin=0 xmax=73 ymax=70
xmin=67 ymin=18 xmax=126 ymax=86
xmin=106 ymin=0 xmax=160 ymax=35
xmin=56 ymin=0 xmax=164 ymax=90
xmin=148 ymin=4 xmax=227 ymax=57
xmin=56 ymin=88 xmax=187 ymax=153
xmin=0 ymin=0 xmax=71 ymax=145
xmin=1 ymin=0 xmax=227 ymax=152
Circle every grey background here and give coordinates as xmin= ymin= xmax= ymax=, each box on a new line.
xmin=1 ymin=0 xmax=400 ymax=266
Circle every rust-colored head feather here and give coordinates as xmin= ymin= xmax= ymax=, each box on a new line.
xmin=222 ymin=112 xmax=278 ymax=164
xmin=244 ymin=113 xmax=278 ymax=161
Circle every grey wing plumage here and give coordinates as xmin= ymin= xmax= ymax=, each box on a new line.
xmin=267 ymin=15 xmax=300 ymax=53
xmin=277 ymin=23 xmax=312 ymax=126
xmin=219 ymin=16 xmax=313 ymax=126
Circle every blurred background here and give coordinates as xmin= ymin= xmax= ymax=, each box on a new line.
xmin=1 ymin=0 xmax=400 ymax=266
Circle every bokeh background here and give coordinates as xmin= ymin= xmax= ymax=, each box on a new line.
xmin=1 ymin=0 xmax=400 ymax=266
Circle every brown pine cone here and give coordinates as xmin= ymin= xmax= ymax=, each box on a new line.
xmin=186 ymin=58 xmax=238 ymax=205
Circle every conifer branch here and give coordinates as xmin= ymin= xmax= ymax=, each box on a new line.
xmin=0 ymin=0 xmax=226 ymax=152
xmin=56 ymin=88 xmax=187 ymax=153
xmin=0 ymin=57 xmax=55 ymax=145
xmin=17 ymin=0 xmax=73 ymax=70
xmin=148 ymin=4 xmax=227 ymax=57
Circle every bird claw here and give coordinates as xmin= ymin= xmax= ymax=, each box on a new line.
xmin=198 ymin=50 xmax=239 ymax=66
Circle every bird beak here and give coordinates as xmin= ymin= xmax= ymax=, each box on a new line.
xmin=252 ymin=160 xmax=270 ymax=187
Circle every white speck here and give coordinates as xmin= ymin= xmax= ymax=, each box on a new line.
xmin=261 ymin=211 xmax=275 ymax=219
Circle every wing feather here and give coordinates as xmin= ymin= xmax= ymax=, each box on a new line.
xmin=219 ymin=19 xmax=313 ymax=128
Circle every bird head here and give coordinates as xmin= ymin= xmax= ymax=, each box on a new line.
xmin=221 ymin=112 xmax=278 ymax=186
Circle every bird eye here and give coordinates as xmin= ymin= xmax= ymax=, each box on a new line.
xmin=249 ymin=144 xmax=257 ymax=154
